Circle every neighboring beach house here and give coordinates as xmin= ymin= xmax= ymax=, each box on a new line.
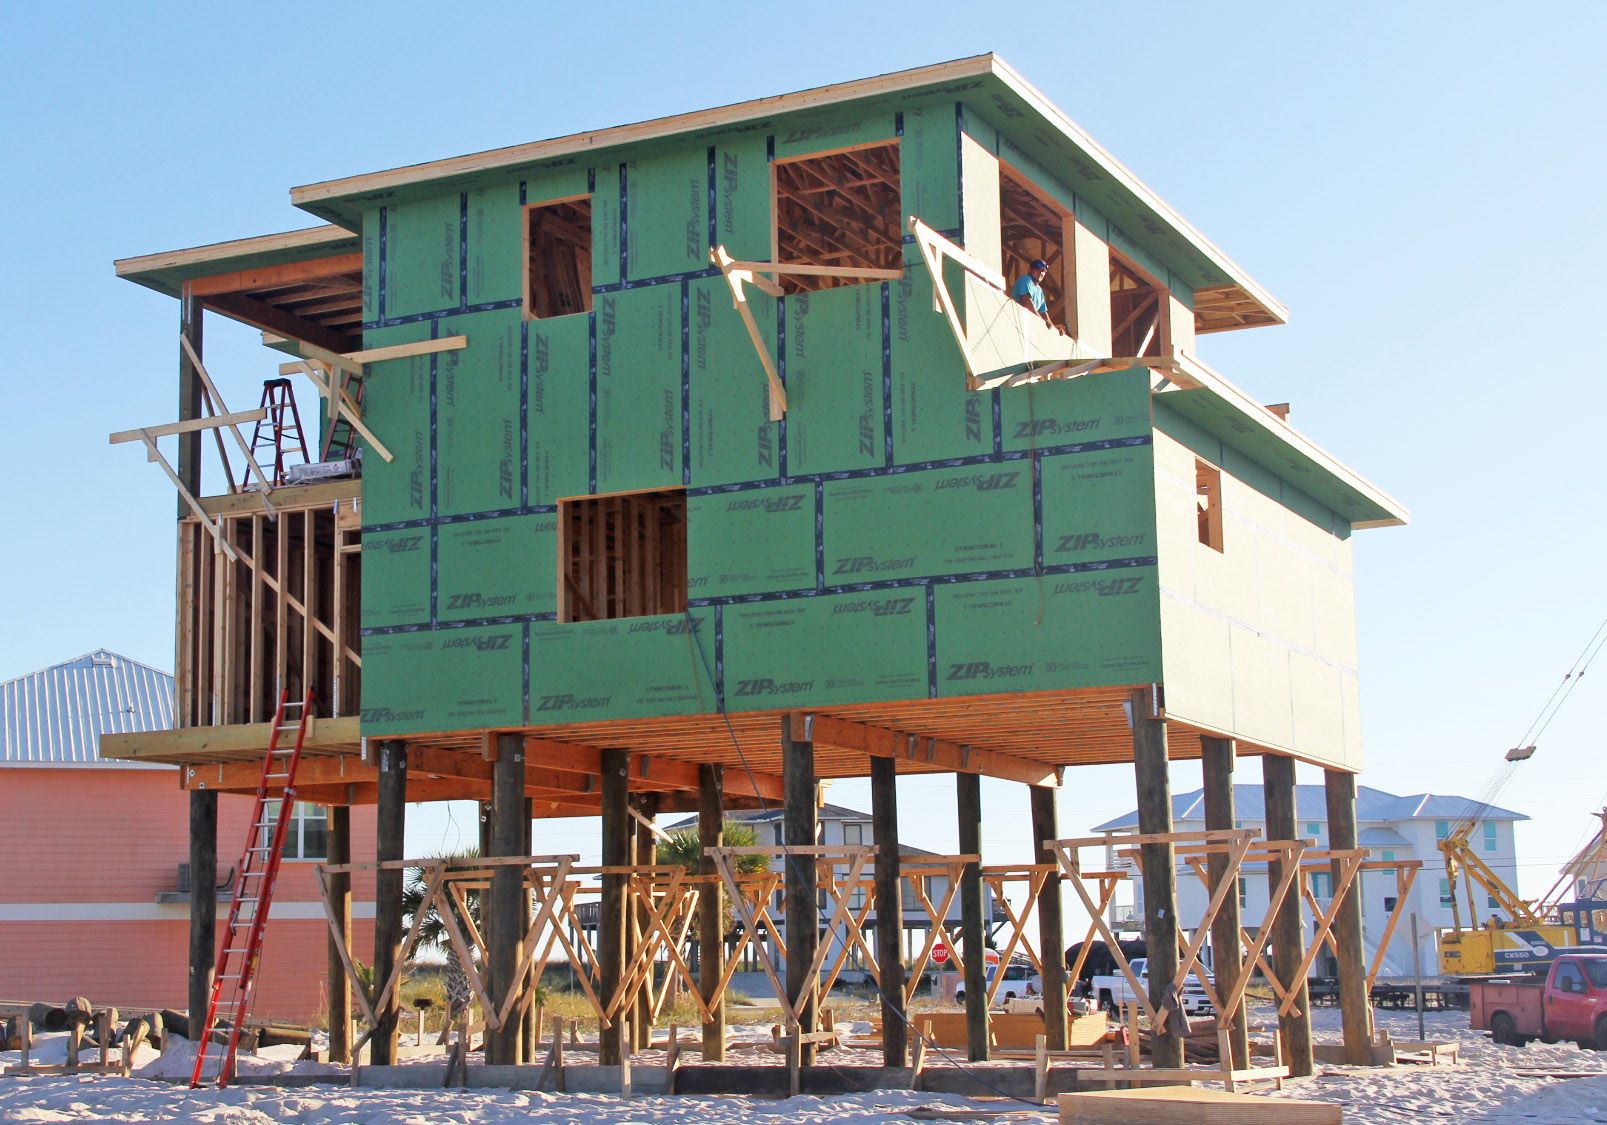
xmin=0 ymin=650 xmax=377 ymax=1022
xmin=1094 ymin=785 xmax=1524 ymax=976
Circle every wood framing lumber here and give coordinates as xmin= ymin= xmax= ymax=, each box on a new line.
xmin=799 ymin=713 xmax=1059 ymax=787
xmin=1058 ymin=1084 xmax=1338 ymax=1124
xmin=177 ymin=335 xmax=277 ymax=498
xmin=102 ymin=715 xmax=360 ymax=762
xmin=289 ymin=360 xmax=394 ymax=462
xmin=203 ymin=291 xmax=355 ymax=356
xmin=710 ymin=246 xmax=787 ymax=418
xmin=109 ymin=410 xmax=267 ymax=445
xmin=186 ymin=253 xmax=364 ymax=298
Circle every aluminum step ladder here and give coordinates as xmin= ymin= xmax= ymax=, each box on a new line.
xmin=189 ymin=689 xmax=314 ymax=1088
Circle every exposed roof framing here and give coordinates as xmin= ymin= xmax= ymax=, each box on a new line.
xmin=773 ymin=143 xmax=902 ymax=294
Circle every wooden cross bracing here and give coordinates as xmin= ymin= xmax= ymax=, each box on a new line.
xmin=978 ymin=865 xmax=1051 ymax=1006
xmin=1050 ymin=829 xmax=1257 ymax=1036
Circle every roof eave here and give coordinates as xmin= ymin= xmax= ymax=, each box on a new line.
xmin=113 ymin=225 xmax=359 ymax=298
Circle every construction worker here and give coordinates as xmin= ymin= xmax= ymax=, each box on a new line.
xmin=1012 ymin=258 xmax=1057 ymax=332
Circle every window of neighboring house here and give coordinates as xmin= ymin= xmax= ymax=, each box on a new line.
xmin=1483 ymin=822 xmax=1498 ymax=852
xmin=772 ymin=140 xmax=902 ymax=294
xmin=1384 ymin=895 xmax=1398 ymax=914
xmin=1196 ymin=459 xmax=1224 ymax=552
xmin=1109 ymin=250 xmax=1165 ymax=357
xmin=1488 ymin=893 xmax=1500 ymax=909
xmin=1382 ymin=850 xmax=1396 ymax=862
xmin=1435 ymin=820 xmax=1451 ymax=840
xmin=524 ymin=195 xmax=593 ymax=319
xmin=262 ymin=800 xmax=327 ymax=861
xmin=843 ymin=823 xmax=867 ymax=908
xmin=999 ymin=167 xmax=1068 ymax=328
xmin=1306 ymin=822 xmax=1321 ymax=838
xmin=1439 ymin=877 xmax=1453 ymax=905
xmin=1237 ymin=877 xmax=1247 ymax=910
xmin=558 ymin=488 xmax=687 ymax=622
xmin=1311 ymin=872 xmax=1333 ymax=901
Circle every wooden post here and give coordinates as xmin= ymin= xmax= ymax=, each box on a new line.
xmin=1131 ymin=690 xmax=1182 ymax=1068
xmin=633 ymin=793 xmax=659 ymax=1051
xmin=1201 ymin=737 xmax=1248 ymax=1069
xmin=371 ymin=740 xmax=408 ymax=1065
xmin=520 ymin=798 xmax=536 ymax=1062
xmin=1263 ymin=753 xmax=1314 ymax=1077
xmin=187 ymin=789 xmax=217 ymax=1033
xmin=486 ymin=734 xmax=526 ymax=1065
xmin=327 ymin=805 xmax=352 ymax=1063
xmin=698 ymin=764 xmax=727 ymax=1062
xmin=177 ymin=289 xmax=203 ymax=510
xmin=956 ymin=771 xmax=989 ymax=1062
xmin=598 ymin=749 xmax=630 ymax=1066
xmin=782 ymin=716 xmax=819 ymax=1066
xmin=1325 ymin=768 xmax=1371 ymax=1063
xmin=1029 ymin=785 xmax=1068 ymax=1051
xmin=870 ymin=756 xmax=907 ymax=1067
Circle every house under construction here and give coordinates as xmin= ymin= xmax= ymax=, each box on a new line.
xmin=106 ymin=54 xmax=1407 ymax=1087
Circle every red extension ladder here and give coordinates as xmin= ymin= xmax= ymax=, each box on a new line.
xmin=189 ymin=690 xmax=314 ymax=1088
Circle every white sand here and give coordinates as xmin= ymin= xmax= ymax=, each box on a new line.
xmin=1 ymin=1006 xmax=1603 ymax=1123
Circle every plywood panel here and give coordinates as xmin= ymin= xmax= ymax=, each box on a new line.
xmin=1228 ymin=624 xmax=1293 ymax=751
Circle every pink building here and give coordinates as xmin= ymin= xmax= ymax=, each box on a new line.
xmin=0 ymin=650 xmax=376 ymax=1023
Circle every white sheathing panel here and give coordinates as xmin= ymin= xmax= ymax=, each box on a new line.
xmin=1155 ymin=426 xmax=1363 ymax=770
xmin=959 ymin=132 xmax=1002 ymax=275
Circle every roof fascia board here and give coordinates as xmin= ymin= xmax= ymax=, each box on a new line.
xmin=1159 ymin=351 xmax=1409 ymax=529
xmin=288 ymin=54 xmax=999 ymax=220
xmin=986 ymin=58 xmax=1287 ymax=325
xmin=114 ymin=225 xmax=359 ymax=298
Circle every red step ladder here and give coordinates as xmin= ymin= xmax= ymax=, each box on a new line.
xmin=243 ymin=377 xmax=309 ymax=488
xmin=190 ymin=690 xmax=314 ymax=1088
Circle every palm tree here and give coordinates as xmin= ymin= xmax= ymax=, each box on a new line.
xmin=657 ymin=819 xmax=770 ymax=876
xmin=402 ymin=849 xmax=481 ymax=1016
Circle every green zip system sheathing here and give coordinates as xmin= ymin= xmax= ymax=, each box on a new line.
xmin=357 ymin=99 xmax=1196 ymax=736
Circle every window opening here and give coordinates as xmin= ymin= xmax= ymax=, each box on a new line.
xmin=558 ymin=488 xmax=687 ymax=623
xmin=1110 ymin=252 xmax=1164 ymax=357
xmin=772 ymin=141 xmax=902 ymax=294
xmin=1483 ymin=822 xmax=1498 ymax=852
xmin=999 ymin=168 xmax=1067 ymax=329
xmin=1195 ymin=459 xmax=1223 ymax=552
xmin=524 ymin=195 xmax=593 ymax=319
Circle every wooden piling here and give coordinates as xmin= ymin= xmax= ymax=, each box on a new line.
xmin=486 ymin=734 xmax=526 ymax=1065
xmin=1263 ymin=753 xmax=1314 ymax=1077
xmin=782 ymin=716 xmax=819 ymax=1066
xmin=1131 ymin=690 xmax=1182 ymax=1068
xmin=633 ymin=793 xmax=659 ymax=1051
xmin=1029 ymin=784 xmax=1067 ymax=1051
xmin=326 ymin=805 xmax=352 ymax=1064
xmin=187 ymin=789 xmax=217 ymax=1034
xmin=1201 ymin=737 xmax=1248 ymax=1069
xmin=698 ymin=764 xmax=726 ymax=1062
xmin=598 ymin=749 xmax=630 ymax=1066
xmin=371 ymin=740 xmax=408 ymax=1065
xmin=1325 ymin=768 xmax=1372 ymax=1062
xmin=956 ymin=771 xmax=989 ymax=1062
xmin=870 ymin=756 xmax=907 ymax=1067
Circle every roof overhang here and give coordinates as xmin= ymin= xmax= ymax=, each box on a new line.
xmin=286 ymin=54 xmax=1284 ymax=331
xmin=1156 ymin=352 xmax=1409 ymax=529
xmin=114 ymin=225 xmax=363 ymax=352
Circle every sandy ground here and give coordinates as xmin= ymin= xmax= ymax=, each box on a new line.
xmin=2 ymin=1004 xmax=1605 ymax=1123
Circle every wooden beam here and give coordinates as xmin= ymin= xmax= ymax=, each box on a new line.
xmin=182 ymin=753 xmax=373 ymax=791
xmin=326 ymin=806 xmax=352 ymax=1064
xmin=203 ymin=292 xmax=355 ymax=355
xmin=1263 ymin=754 xmax=1314 ymax=1078
xmin=802 ymin=713 xmax=1059 ymax=787
xmin=486 ymin=734 xmax=526 ymax=1065
xmin=871 ymin=756 xmax=905 ymax=1068
xmin=187 ymin=790 xmax=217 ymax=1033
xmin=1030 ymin=785 xmax=1068 ymax=1052
xmin=956 ymin=772 xmax=988 ymax=1062
xmin=782 ymin=718 xmax=820 ymax=1066
xmin=598 ymin=750 xmax=630 ymax=1066
xmin=102 ymin=716 xmax=362 ymax=763
xmin=698 ymin=764 xmax=726 ymax=1063
xmin=371 ymin=741 xmax=407 ymax=1065
xmin=522 ymin=737 xmax=784 ymax=800
xmin=1202 ymin=737 xmax=1248 ymax=1070
xmin=1132 ymin=690 xmax=1182 ymax=1069
xmin=1325 ymin=769 xmax=1371 ymax=1061
xmin=186 ymin=253 xmax=364 ymax=298
xmin=109 ymin=410 xmax=267 ymax=446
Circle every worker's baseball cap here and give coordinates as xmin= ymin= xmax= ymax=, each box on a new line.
xmin=1030 ymin=259 xmax=1049 ymax=270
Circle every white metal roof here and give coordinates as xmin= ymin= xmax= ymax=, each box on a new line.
xmin=0 ymin=650 xmax=174 ymax=766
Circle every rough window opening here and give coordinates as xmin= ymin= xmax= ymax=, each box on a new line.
xmin=1110 ymin=252 xmax=1164 ymax=358
xmin=1196 ymin=459 xmax=1224 ymax=552
xmin=773 ymin=141 xmax=902 ymax=294
xmin=525 ymin=195 xmax=593 ymax=319
xmin=999 ymin=168 xmax=1067 ymax=328
xmin=558 ymin=488 xmax=687 ymax=623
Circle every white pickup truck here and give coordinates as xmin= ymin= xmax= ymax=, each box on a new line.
xmin=1091 ymin=957 xmax=1215 ymax=1017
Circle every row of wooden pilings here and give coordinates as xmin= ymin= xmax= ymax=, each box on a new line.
xmin=184 ymin=691 xmax=1376 ymax=1074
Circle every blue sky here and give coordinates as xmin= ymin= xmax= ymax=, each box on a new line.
xmin=2 ymin=2 xmax=1603 ymax=899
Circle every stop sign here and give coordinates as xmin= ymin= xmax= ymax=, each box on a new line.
xmin=931 ymin=942 xmax=950 ymax=965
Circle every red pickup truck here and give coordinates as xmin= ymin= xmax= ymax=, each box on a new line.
xmin=1470 ymin=954 xmax=1607 ymax=1048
